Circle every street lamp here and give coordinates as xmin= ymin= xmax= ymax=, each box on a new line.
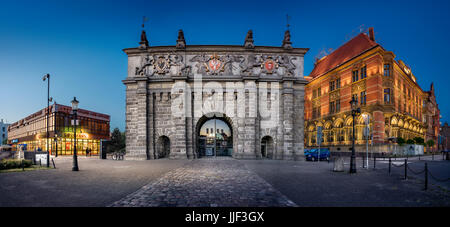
xmin=71 ymin=97 xmax=79 ymax=171
xmin=42 ymin=74 xmax=51 ymax=167
xmin=349 ymin=96 xmax=361 ymax=173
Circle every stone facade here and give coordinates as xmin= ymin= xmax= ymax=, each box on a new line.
xmin=123 ymin=30 xmax=308 ymax=160
xmin=304 ymin=28 xmax=440 ymax=153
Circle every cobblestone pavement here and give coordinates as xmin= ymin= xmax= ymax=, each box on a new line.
xmin=110 ymin=158 xmax=297 ymax=207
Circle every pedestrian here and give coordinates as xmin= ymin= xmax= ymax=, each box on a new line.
xmin=86 ymin=148 xmax=89 ymax=157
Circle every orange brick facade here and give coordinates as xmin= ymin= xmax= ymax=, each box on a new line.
xmin=304 ymin=28 xmax=440 ymax=152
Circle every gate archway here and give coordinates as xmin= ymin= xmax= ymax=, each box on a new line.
xmin=196 ymin=114 xmax=234 ymax=158
xmin=261 ymin=136 xmax=274 ymax=159
xmin=156 ymin=136 xmax=170 ymax=158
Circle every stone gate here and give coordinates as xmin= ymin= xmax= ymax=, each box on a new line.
xmin=123 ymin=29 xmax=308 ymax=160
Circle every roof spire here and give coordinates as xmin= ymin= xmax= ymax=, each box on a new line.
xmin=244 ymin=30 xmax=254 ymax=49
xmin=282 ymin=30 xmax=292 ymax=49
xmin=139 ymin=16 xmax=149 ymax=49
xmin=176 ymin=29 xmax=186 ymax=49
xmin=282 ymin=14 xmax=292 ymax=49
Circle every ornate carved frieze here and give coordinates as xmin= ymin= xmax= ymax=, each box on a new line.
xmin=190 ymin=53 xmax=237 ymax=75
xmin=135 ymin=54 xmax=191 ymax=77
xmin=329 ymin=90 xmax=340 ymax=101
xmin=351 ymin=80 xmax=366 ymax=93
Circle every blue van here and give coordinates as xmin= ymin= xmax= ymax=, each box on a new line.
xmin=305 ymin=148 xmax=330 ymax=161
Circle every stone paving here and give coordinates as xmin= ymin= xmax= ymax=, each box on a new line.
xmin=110 ymin=158 xmax=297 ymax=207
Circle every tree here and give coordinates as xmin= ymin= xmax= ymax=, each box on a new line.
xmin=406 ymin=139 xmax=415 ymax=144
xmin=413 ymin=137 xmax=424 ymax=145
xmin=426 ymin=139 xmax=435 ymax=148
xmin=397 ymin=137 xmax=406 ymax=146
xmin=107 ymin=128 xmax=126 ymax=153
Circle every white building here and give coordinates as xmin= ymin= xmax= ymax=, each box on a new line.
xmin=0 ymin=119 xmax=10 ymax=144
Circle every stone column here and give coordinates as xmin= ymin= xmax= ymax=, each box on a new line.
xmin=293 ymin=83 xmax=305 ymax=160
xmin=127 ymin=79 xmax=148 ymax=160
xmin=282 ymin=81 xmax=294 ymax=160
xmin=147 ymin=91 xmax=156 ymax=159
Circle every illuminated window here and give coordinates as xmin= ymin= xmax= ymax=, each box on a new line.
xmin=384 ymin=64 xmax=390 ymax=76
xmin=360 ymin=66 xmax=367 ymax=79
xmin=360 ymin=91 xmax=366 ymax=105
xmin=384 ymin=88 xmax=391 ymax=103
xmin=352 ymin=70 xmax=359 ymax=82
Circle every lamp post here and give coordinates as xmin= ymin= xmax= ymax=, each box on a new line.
xmin=71 ymin=97 xmax=79 ymax=171
xmin=42 ymin=74 xmax=52 ymax=167
xmin=349 ymin=96 xmax=361 ymax=173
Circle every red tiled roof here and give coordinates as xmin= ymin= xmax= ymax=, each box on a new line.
xmin=309 ymin=33 xmax=379 ymax=78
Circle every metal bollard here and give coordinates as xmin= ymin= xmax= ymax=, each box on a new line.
xmin=22 ymin=160 xmax=24 ymax=171
xmin=373 ymin=156 xmax=376 ymax=169
xmin=389 ymin=157 xmax=391 ymax=174
xmin=51 ymin=158 xmax=56 ymax=169
xmin=424 ymin=162 xmax=428 ymax=190
xmin=404 ymin=159 xmax=407 ymax=180
xmin=419 ymin=155 xmax=421 ymax=160
xmin=432 ymin=152 xmax=434 ymax=160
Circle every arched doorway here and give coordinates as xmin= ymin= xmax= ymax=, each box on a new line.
xmin=156 ymin=136 xmax=170 ymax=158
xmin=197 ymin=116 xmax=233 ymax=157
xmin=261 ymin=136 xmax=274 ymax=159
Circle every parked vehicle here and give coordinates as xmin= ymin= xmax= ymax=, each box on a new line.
xmin=305 ymin=148 xmax=330 ymax=161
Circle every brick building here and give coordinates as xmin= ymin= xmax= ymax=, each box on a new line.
xmin=304 ymin=28 xmax=440 ymax=153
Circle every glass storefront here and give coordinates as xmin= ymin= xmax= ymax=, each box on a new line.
xmin=17 ymin=138 xmax=100 ymax=156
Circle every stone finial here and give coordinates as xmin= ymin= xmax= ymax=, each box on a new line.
xmin=282 ymin=30 xmax=292 ymax=49
xmin=176 ymin=29 xmax=186 ymax=49
xmin=244 ymin=30 xmax=254 ymax=49
xmin=139 ymin=30 xmax=149 ymax=49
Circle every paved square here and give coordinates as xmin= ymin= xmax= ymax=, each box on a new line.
xmin=110 ymin=158 xmax=296 ymax=207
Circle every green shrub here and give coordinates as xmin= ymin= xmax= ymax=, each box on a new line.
xmin=0 ymin=159 xmax=32 ymax=170
xmin=406 ymin=139 xmax=415 ymax=144
xmin=413 ymin=137 xmax=425 ymax=145
xmin=397 ymin=137 xmax=406 ymax=146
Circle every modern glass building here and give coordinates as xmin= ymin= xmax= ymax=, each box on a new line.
xmin=7 ymin=104 xmax=110 ymax=156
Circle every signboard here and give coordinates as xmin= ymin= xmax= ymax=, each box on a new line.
xmin=205 ymin=148 xmax=213 ymax=156
xmin=35 ymin=154 xmax=48 ymax=165
xmin=363 ymin=126 xmax=370 ymax=139
xmin=317 ymin=126 xmax=323 ymax=146
xmin=71 ymin=119 xmax=79 ymax=126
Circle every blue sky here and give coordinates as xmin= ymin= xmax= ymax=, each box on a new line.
xmin=1 ymin=0 xmax=449 ymax=131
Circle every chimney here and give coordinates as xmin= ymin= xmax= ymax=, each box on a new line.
xmin=369 ymin=27 xmax=375 ymax=41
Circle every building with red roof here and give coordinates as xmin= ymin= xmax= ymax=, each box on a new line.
xmin=304 ymin=28 xmax=440 ymax=153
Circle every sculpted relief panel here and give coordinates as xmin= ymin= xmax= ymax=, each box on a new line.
xmin=133 ymin=53 xmax=299 ymax=77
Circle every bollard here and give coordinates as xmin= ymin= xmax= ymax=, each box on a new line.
xmin=419 ymin=155 xmax=421 ymax=160
xmin=404 ymin=159 xmax=407 ymax=180
xmin=389 ymin=157 xmax=391 ymax=174
xmin=373 ymin=156 xmax=376 ymax=169
xmin=39 ymin=159 xmax=41 ymax=167
xmin=51 ymin=158 xmax=56 ymax=169
xmin=424 ymin=162 xmax=428 ymax=190
xmin=432 ymin=152 xmax=434 ymax=160
xmin=22 ymin=160 xmax=24 ymax=171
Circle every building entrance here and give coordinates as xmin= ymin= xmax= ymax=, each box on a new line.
xmin=197 ymin=118 xmax=233 ymax=157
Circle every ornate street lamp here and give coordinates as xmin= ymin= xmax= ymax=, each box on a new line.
xmin=349 ymin=96 xmax=361 ymax=173
xmin=71 ymin=97 xmax=79 ymax=171
xmin=42 ymin=74 xmax=51 ymax=167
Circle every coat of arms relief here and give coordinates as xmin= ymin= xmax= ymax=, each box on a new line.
xmin=135 ymin=54 xmax=191 ymax=76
